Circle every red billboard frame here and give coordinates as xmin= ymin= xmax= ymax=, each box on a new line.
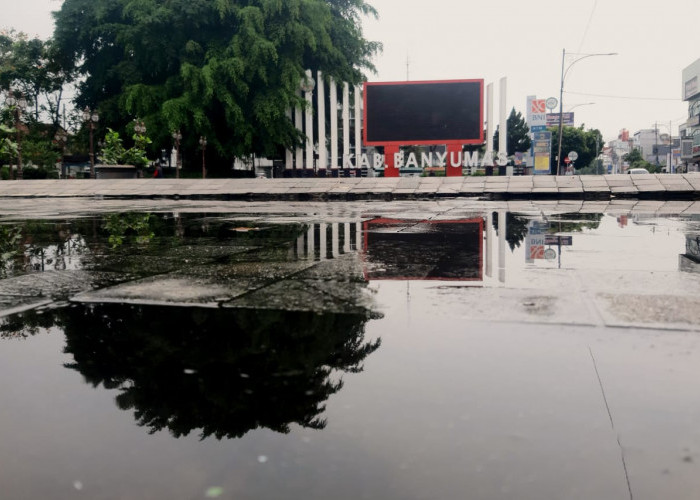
xmin=362 ymin=79 xmax=484 ymax=147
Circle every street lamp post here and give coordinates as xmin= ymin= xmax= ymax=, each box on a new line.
xmin=556 ymin=49 xmax=617 ymax=175
xmin=6 ymin=92 xmax=28 ymax=180
xmin=566 ymin=102 xmax=596 ymax=112
xmin=82 ymin=107 xmax=99 ymax=178
xmin=199 ymin=136 xmax=207 ymax=179
xmin=55 ymin=130 xmax=68 ymax=179
xmin=172 ymin=130 xmax=182 ymax=178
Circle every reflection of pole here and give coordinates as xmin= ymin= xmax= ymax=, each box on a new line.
xmin=343 ymin=222 xmax=351 ymax=253
xmin=331 ymin=223 xmax=339 ymax=258
xmin=319 ymin=223 xmax=327 ymax=260
xmin=498 ymin=211 xmax=506 ymax=283
xmin=306 ymin=224 xmax=315 ymax=260
xmin=485 ymin=212 xmax=493 ymax=278
xmin=296 ymin=232 xmax=305 ymax=259
xmin=356 ymin=221 xmax=362 ymax=252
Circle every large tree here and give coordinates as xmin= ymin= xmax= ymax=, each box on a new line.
xmin=52 ymin=0 xmax=380 ymax=173
xmin=493 ymin=107 xmax=531 ymax=156
xmin=548 ymin=125 xmax=602 ymax=173
xmin=0 ymin=30 xmax=70 ymax=127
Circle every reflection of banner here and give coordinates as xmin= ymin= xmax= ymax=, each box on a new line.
xmin=525 ymin=220 xmax=548 ymax=263
xmin=546 ymin=112 xmax=574 ymax=127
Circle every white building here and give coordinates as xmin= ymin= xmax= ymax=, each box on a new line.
xmin=681 ymin=58 xmax=700 ymax=171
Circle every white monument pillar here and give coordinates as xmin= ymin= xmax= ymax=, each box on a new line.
xmin=330 ymin=78 xmax=338 ymax=169
xmin=317 ymin=71 xmax=326 ymax=170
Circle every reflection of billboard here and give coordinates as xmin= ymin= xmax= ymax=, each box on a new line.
xmin=363 ymin=80 xmax=484 ymax=146
xmin=363 ymin=218 xmax=483 ymax=280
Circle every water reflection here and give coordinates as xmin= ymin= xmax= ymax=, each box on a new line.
xmin=3 ymin=304 xmax=379 ymax=440
xmin=362 ymin=218 xmax=483 ymax=280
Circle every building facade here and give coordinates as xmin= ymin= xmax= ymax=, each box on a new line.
xmin=681 ymin=58 xmax=700 ymax=172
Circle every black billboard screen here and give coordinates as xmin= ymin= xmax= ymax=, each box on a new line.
xmin=363 ymin=80 xmax=483 ymax=146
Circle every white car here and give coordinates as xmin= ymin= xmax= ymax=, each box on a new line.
xmin=627 ymin=168 xmax=650 ymax=175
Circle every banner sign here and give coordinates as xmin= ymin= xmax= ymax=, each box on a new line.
xmin=546 ymin=112 xmax=574 ymax=127
xmin=527 ymin=96 xmax=547 ymax=132
xmin=531 ymin=131 xmax=551 ymax=175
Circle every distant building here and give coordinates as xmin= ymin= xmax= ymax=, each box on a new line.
xmin=608 ymin=129 xmax=633 ymax=173
xmin=681 ymin=58 xmax=700 ymax=172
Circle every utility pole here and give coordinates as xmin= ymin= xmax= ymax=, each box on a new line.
xmin=655 ymin=122 xmax=659 ymax=167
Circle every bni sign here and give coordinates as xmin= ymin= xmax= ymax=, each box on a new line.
xmin=527 ymin=96 xmax=547 ymax=132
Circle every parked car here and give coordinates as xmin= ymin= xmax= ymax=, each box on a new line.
xmin=628 ymin=168 xmax=650 ymax=175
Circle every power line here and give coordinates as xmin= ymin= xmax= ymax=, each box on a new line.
xmin=577 ymin=0 xmax=598 ymax=54
xmin=565 ymin=90 xmax=680 ymax=101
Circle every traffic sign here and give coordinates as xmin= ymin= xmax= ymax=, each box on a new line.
xmin=545 ymin=97 xmax=558 ymax=110
xmin=564 ymin=157 xmax=571 ymax=164
xmin=568 ymin=151 xmax=579 ymax=161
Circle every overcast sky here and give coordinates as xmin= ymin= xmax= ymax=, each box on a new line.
xmin=5 ymin=0 xmax=700 ymax=142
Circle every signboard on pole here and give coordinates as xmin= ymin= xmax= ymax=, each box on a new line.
xmin=546 ymin=112 xmax=574 ymax=127
xmin=527 ymin=96 xmax=547 ymax=132
xmin=531 ymin=131 xmax=551 ymax=175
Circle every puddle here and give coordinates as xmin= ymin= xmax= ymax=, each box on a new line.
xmin=2 ymin=204 xmax=700 ymax=499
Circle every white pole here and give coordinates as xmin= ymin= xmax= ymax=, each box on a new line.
xmin=294 ymin=91 xmax=303 ymax=170
xmin=317 ymin=71 xmax=326 ymax=169
xmin=285 ymin=109 xmax=293 ymax=170
xmin=499 ymin=77 xmax=511 ymax=175
xmin=486 ymin=83 xmax=494 ymax=155
xmin=499 ymin=78 xmax=507 ymax=157
xmin=343 ymin=82 xmax=350 ymax=167
xmin=330 ymin=78 xmax=338 ymax=169
xmin=354 ymin=86 xmax=362 ymax=170
xmin=305 ymin=69 xmax=314 ymax=170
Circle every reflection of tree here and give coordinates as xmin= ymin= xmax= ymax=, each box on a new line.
xmin=103 ymin=213 xmax=155 ymax=248
xmin=493 ymin=213 xmax=603 ymax=251
xmin=0 ymin=308 xmax=59 ymax=339
xmin=493 ymin=213 xmax=530 ymax=251
xmin=60 ymin=304 xmax=380 ymax=440
xmin=0 ymin=225 xmax=22 ymax=278
xmin=548 ymin=213 xmax=603 ymax=233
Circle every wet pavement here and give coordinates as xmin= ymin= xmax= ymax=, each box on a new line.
xmin=1 ymin=173 xmax=700 ymax=200
xmin=1 ymin=198 xmax=700 ymax=499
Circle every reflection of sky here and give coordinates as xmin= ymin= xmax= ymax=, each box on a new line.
xmin=501 ymin=214 xmax=688 ymax=292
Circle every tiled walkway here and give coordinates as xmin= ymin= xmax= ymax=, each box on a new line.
xmin=0 ymin=174 xmax=699 ymax=200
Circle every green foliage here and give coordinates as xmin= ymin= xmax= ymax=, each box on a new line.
xmin=103 ymin=213 xmax=155 ymax=248
xmin=0 ymin=123 xmax=17 ymax=162
xmin=0 ymin=30 xmax=71 ymax=126
xmin=0 ymin=225 xmax=22 ymax=278
xmin=98 ymin=128 xmax=150 ymax=167
xmin=548 ymin=125 xmax=602 ymax=172
xmin=623 ymin=148 xmax=658 ymax=173
xmin=52 ymin=0 xmax=380 ymax=173
xmin=493 ymin=107 xmax=531 ymax=156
